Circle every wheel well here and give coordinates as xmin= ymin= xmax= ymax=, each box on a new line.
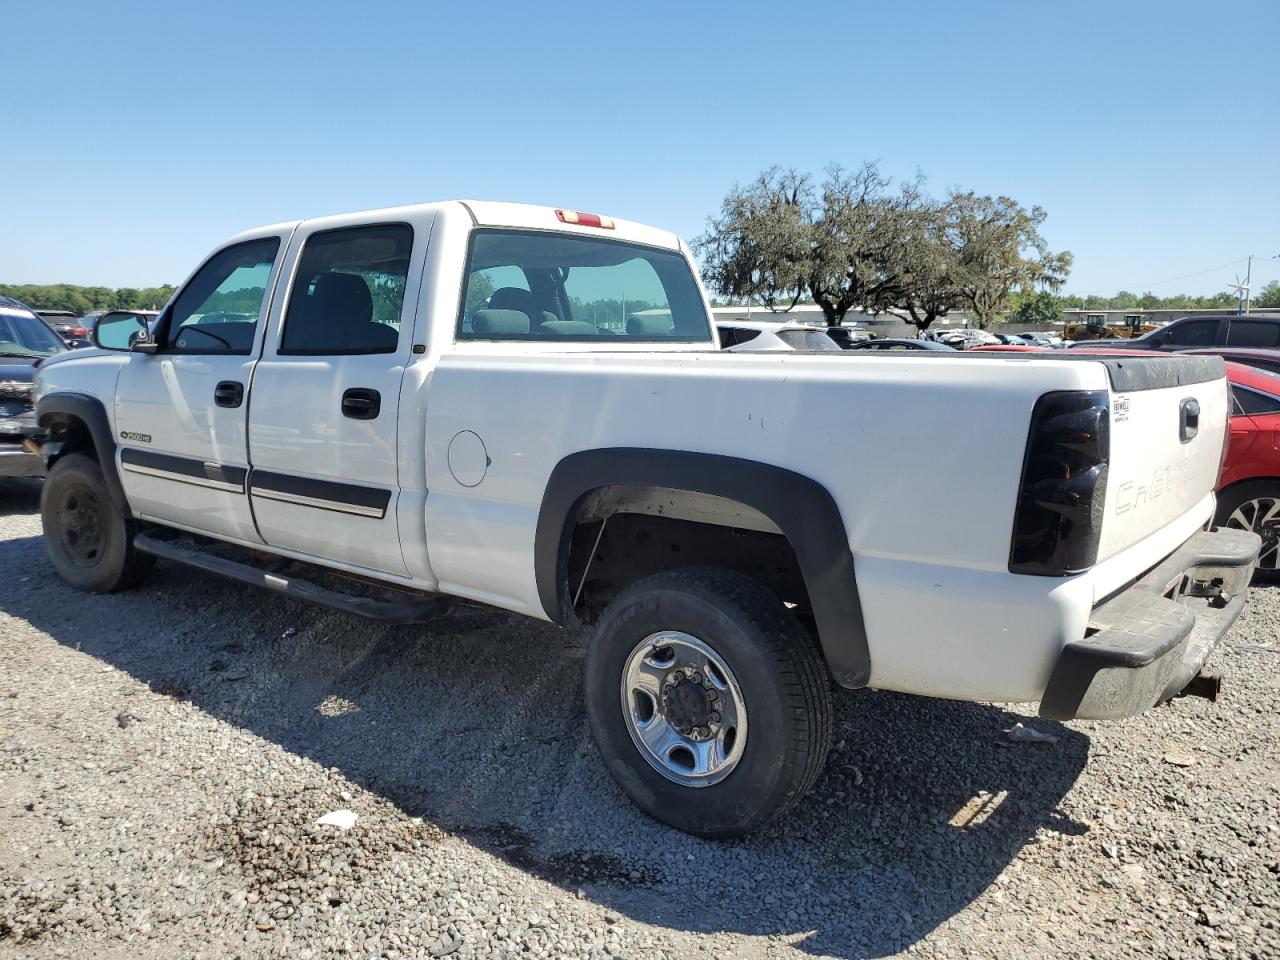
xmin=1219 ymin=476 xmax=1280 ymax=496
xmin=564 ymin=485 xmax=811 ymax=625
xmin=43 ymin=414 xmax=97 ymax=466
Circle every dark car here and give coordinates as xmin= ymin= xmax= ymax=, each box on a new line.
xmin=846 ymin=338 xmax=955 ymax=351
xmin=1069 ymin=313 xmax=1280 ymax=351
xmin=35 ymin=309 xmax=93 ymax=349
xmin=0 ymin=297 xmax=67 ymax=477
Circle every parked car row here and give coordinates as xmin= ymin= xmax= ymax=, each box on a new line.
xmin=24 ymin=308 xmax=159 ymax=350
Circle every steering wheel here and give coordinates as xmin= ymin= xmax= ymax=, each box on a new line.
xmin=176 ymin=325 xmax=232 ymax=349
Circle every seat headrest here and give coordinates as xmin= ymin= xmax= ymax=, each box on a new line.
xmin=472 ymin=309 xmax=530 ymax=335
xmin=489 ymin=287 xmax=541 ymax=323
xmin=626 ymin=314 xmax=673 ymax=336
xmin=538 ymin=320 xmax=598 ymax=336
xmin=309 ymin=272 xmax=372 ymax=325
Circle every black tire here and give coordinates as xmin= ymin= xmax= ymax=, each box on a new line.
xmin=1215 ymin=479 xmax=1280 ymax=583
xmin=41 ymin=453 xmax=154 ymax=592
xmin=584 ymin=567 xmax=832 ymax=838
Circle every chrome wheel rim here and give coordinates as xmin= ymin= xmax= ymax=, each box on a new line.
xmin=1226 ymin=496 xmax=1280 ymax=570
xmin=620 ymin=631 xmax=747 ymax=787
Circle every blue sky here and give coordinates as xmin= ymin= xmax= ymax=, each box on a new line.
xmin=3 ymin=0 xmax=1278 ymax=296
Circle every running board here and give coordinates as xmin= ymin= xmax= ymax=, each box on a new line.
xmin=133 ymin=533 xmax=452 ymax=623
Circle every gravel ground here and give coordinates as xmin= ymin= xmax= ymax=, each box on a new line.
xmin=1 ymin=476 xmax=1277 ymax=960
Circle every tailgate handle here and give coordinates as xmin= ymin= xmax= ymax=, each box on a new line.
xmin=1180 ymin=398 xmax=1200 ymax=443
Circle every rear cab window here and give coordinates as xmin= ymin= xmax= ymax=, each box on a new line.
xmin=456 ymin=230 xmax=711 ymax=343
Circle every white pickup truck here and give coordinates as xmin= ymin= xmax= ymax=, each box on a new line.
xmin=33 ymin=200 xmax=1259 ymax=836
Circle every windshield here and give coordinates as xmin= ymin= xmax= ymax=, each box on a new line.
xmin=0 ymin=310 xmax=67 ymax=357
xmin=458 ymin=229 xmax=711 ymax=342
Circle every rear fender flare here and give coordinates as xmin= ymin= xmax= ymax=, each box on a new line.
xmin=534 ymin=448 xmax=870 ymax=687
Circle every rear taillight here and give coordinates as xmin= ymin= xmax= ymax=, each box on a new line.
xmin=1009 ymin=390 xmax=1110 ymax=576
xmin=70 ymin=326 xmax=88 ymax=337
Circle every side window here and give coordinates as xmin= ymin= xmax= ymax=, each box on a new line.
xmin=1227 ymin=321 xmax=1280 ymax=348
xmin=280 ymin=224 xmax=413 ymax=355
xmin=1166 ymin=319 xmax=1219 ymax=347
xmin=1233 ymin=386 xmax=1280 ymax=416
xmin=164 ymin=238 xmax=280 ymax=354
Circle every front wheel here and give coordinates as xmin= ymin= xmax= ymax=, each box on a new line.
xmin=41 ymin=453 xmax=154 ymax=592
xmin=584 ymin=567 xmax=832 ymax=837
xmin=1216 ymin=480 xmax=1280 ymax=583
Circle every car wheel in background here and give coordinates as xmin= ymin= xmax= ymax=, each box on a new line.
xmin=1216 ymin=479 xmax=1280 ymax=583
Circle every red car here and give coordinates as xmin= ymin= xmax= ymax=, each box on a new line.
xmin=970 ymin=347 xmax=1280 ymax=579
xmin=1219 ymin=362 xmax=1280 ymax=579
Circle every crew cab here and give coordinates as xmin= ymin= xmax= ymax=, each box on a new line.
xmin=32 ymin=200 xmax=1260 ymax=836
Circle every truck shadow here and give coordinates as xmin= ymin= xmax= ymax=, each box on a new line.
xmin=0 ymin=529 xmax=1091 ymax=959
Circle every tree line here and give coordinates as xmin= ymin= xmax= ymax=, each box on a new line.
xmin=0 ymin=283 xmax=176 ymax=315
xmin=695 ymin=162 xmax=1071 ymax=331
xmin=1006 ymin=281 xmax=1280 ymax=325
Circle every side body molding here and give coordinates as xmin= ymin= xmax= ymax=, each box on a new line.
xmin=36 ymin=392 xmax=127 ymax=510
xmin=534 ymin=448 xmax=870 ymax=688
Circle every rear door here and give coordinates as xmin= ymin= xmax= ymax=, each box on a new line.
xmin=246 ymin=215 xmax=428 ymax=576
xmin=114 ymin=232 xmax=288 ymax=542
xmin=1226 ymin=318 xmax=1280 ymax=349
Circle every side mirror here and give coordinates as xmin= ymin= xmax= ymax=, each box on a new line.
xmin=94 ymin=312 xmax=151 ymax=352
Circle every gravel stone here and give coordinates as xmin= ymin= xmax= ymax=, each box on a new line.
xmin=1 ymin=476 xmax=1278 ymax=958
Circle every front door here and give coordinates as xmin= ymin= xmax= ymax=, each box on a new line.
xmin=246 ymin=219 xmax=424 ymax=576
xmin=114 ymin=233 xmax=288 ymax=543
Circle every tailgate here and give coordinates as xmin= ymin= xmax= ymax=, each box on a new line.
xmin=1096 ymin=355 xmax=1229 ymax=562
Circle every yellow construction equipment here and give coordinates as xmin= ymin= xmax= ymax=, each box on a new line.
xmin=1064 ymin=313 xmax=1162 ymax=341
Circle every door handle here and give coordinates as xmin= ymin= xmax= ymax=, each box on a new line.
xmin=342 ymin=387 xmax=381 ymax=420
xmin=214 ymin=381 xmax=244 ymax=408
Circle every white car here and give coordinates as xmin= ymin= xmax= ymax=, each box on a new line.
xmin=715 ymin=319 xmax=842 ymax=351
xmin=935 ymin=328 xmax=1001 ymax=349
xmin=32 ymin=200 xmax=1259 ymax=837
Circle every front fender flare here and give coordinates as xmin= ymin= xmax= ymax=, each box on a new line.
xmin=534 ymin=448 xmax=870 ymax=688
xmin=36 ymin=392 xmax=127 ymax=511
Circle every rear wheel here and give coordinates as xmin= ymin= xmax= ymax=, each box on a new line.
xmin=41 ymin=453 xmax=153 ymax=592
xmin=584 ymin=567 xmax=832 ymax=837
xmin=1216 ymin=479 xmax=1280 ymax=582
